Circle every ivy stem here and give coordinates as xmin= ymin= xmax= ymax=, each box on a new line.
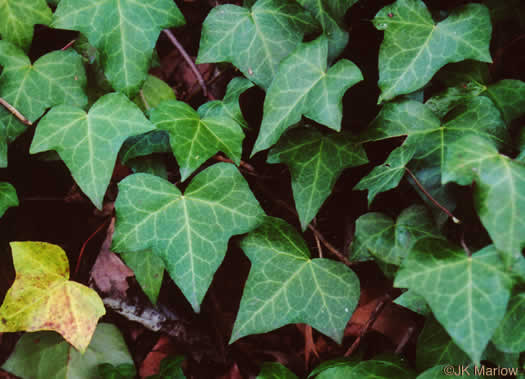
xmin=395 ymin=326 xmax=415 ymax=354
xmin=74 ymin=218 xmax=111 ymax=278
xmin=162 ymin=29 xmax=213 ymax=99
xmin=308 ymin=224 xmax=351 ymax=266
xmin=60 ymin=39 xmax=76 ymax=51
xmin=404 ymin=167 xmax=461 ymax=224
xmin=313 ymin=218 xmax=323 ymax=258
xmin=0 ymin=97 xmax=32 ymax=126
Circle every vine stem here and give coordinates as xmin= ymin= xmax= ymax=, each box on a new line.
xmin=0 ymin=98 xmax=32 ymax=126
xmin=74 ymin=219 xmax=111 ymax=278
xmin=404 ymin=167 xmax=461 ymax=224
xmin=162 ymin=29 xmax=213 ymax=99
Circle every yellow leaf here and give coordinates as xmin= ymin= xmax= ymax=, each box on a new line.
xmin=0 ymin=242 xmax=105 ymax=352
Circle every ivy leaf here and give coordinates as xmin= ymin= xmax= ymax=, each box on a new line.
xmin=394 ymin=290 xmax=430 ymax=316
xmin=354 ymin=144 xmax=416 ymax=205
xmin=267 ymin=128 xmax=368 ymax=230
xmin=252 ymin=36 xmax=363 ymax=155
xmin=133 ymin=75 xmax=176 ymax=113
xmin=197 ymin=0 xmax=317 ymax=89
xmin=352 ymin=205 xmax=440 ymax=266
xmin=257 ymin=362 xmax=298 ymax=379
xmin=311 ymin=357 xmax=416 ymax=378
xmin=0 ymin=0 xmax=52 ymax=50
xmin=0 ymin=182 xmax=18 ymax=218
xmin=98 ymin=363 xmax=136 ymax=379
xmin=198 ymin=77 xmax=254 ymax=129
xmin=443 ymin=135 xmax=525 ymax=265
xmin=2 ymin=323 xmax=134 ymax=379
xmin=362 ymin=97 xmax=506 ymax=178
xmin=30 ymin=93 xmax=155 ymax=209
xmin=231 ymin=217 xmax=359 ymax=344
xmin=395 ymin=240 xmax=513 ymax=364
xmin=0 ymin=41 xmax=87 ymax=167
xmin=0 ymin=242 xmax=106 ymax=352
xmin=296 ymin=0 xmax=358 ymax=61
xmin=120 ymin=131 xmax=171 ymax=165
xmin=150 ymin=100 xmax=245 ymax=181
xmin=491 ymin=293 xmax=525 ymax=353
xmin=53 ymin=0 xmax=185 ymax=97
xmin=374 ymin=0 xmax=492 ymax=102
xmin=112 ymin=163 xmax=265 ymax=312
xmin=484 ymin=80 xmax=525 ymax=124
xmin=120 ymin=251 xmax=164 ymax=305
xmin=147 ymin=356 xmax=187 ymax=379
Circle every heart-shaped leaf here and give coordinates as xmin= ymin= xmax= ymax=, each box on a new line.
xmin=0 ymin=242 xmax=106 ymax=352
xmin=112 ymin=163 xmax=265 ymax=312
xmin=30 ymin=93 xmax=155 ymax=209
xmin=231 ymin=217 xmax=359 ymax=344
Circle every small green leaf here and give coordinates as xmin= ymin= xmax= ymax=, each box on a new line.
xmin=395 ymin=240 xmax=513 ymax=364
xmin=425 ymin=81 xmax=487 ymax=119
xmin=133 ymin=75 xmax=176 ymax=113
xmin=252 ymin=36 xmax=363 ymax=154
xmin=53 ymin=0 xmax=185 ymax=97
xmin=257 ymin=362 xmax=298 ymax=379
xmin=120 ymin=131 xmax=171 ymax=165
xmin=354 ymin=144 xmax=416 ymax=205
xmin=231 ymin=217 xmax=359 ymax=344
xmin=443 ymin=135 xmax=525 ymax=265
xmin=0 ymin=0 xmax=52 ymax=50
xmin=0 ymin=41 xmax=87 ymax=167
xmin=491 ymin=293 xmax=525 ymax=353
xmin=352 ymin=205 xmax=440 ymax=266
xmin=2 ymin=323 xmax=134 ymax=379
xmin=120 ymin=251 xmax=164 ymax=305
xmin=197 ymin=0 xmax=317 ymax=89
xmin=150 ymin=100 xmax=245 ymax=181
xmin=375 ymin=0 xmax=492 ymax=102
xmin=113 ymin=163 xmax=265 ymax=312
xmin=0 ymin=182 xmax=18 ymax=218
xmin=311 ymin=357 xmax=416 ymax=378
xmin=198 ymin=77 xmax=254 ymax=129
xmin=485 ymin=80 xmax=525 ymax=124
xmin=30 ymin=93 xmax=155 ymax=209
xmin=98 ymin=363 xmax=136 ymax=379
xmin=394 ymin=290 xmax=430 ymax=316
xmin=147 ymin=356 xmax=186 ymax=379
xmin=0 ymin=242 xmax=106 ymax=352
xmin=268 ymin=127 xmax=368 ymax=229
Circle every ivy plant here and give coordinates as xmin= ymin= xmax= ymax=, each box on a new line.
xmin=0 ymin=0 xmax=524 ymax=377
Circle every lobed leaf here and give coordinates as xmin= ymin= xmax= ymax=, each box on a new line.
xmin=375 ymin=0 xmax=492 ymax=102
xmin=0 ymin=242 xmax=106 ymax=352
xmin=30 ymin=93 xmax=155 ymax=209
xmin=231 ymin=217 xmax=359 ymax=344
xmin=268 ymin=127 xmax=368 ymax=229
xmin=112 ymin=163 xmax=265 ymax=312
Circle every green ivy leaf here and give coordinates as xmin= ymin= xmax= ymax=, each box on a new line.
xmin=98 ymin=363 xmax=136 ymax=379
xmin=150 ymin=100 xmax=245 ymax=181
xmin=395 ymin=240 xmax=513 ymax=364
xmin=0 ymin=0 xmax=52 ymax=50
xmin=133 ymin=75 xmax=176 ymax=113
xmin=0 ymin=41 xmax=87 ymax=167
xmin=30 ymin=93 xmax=155 ymax=210
xmin=374 ymin=0 xmax=492 ymax=102
xmin=0 ymin=182 xmax=18 ymax=218
xmin=2 ymin=323 xmax=134 ymax=379
xmin=416 ymin=317 xmax=470 ymax=371
xmin=362 ymin=97 xmax=506 ymax=178
xmin=394 ymin=290 xmax=430 ymax=316
xmin=257 ymin=362 xmax=298 ymax=379
xmin=425 ymin=81 xmax=487 ymax=119
xmin=443 ymin=135 xmax=525 ymax=265
xmin=147 ymin=356 xmax=186 ymax=379
xmin=52 ymin=0 xmax=185 ymax=97
xmin=311 ymin=357 xmax=416 ymax=378
xmin=198 ymin=77 xmax=254 ymax=129
xmin=120 ymin=131 xmax=171 ymax=165
xmin=296 ymin=0 xmax=358 ymax=61
xmin=354 ymin=144 xmax=416 ymax=205
xmin=252 ymin=36 xmax=363 ymax=155
xmin=231 ymin=217 xmax=359 ymax=344
xmin=112 ymin=163 xmax=265 ymax=312
xmin=197 ymin=0 xmax=317 ymax=89
xmin=491 ymin=293 xmax=525 ymax=353
xmin=0 ymin=242 xmax=106 ymax=352
xmin=352 ymin=205 xmax=440 ymax=266
xmin=120 ymin=251 xmax=164 ymax=305
xmin=484 ymin=80 xmax=525 ymax=124
xmin=267 ymin=128 xmax=368 ymax=230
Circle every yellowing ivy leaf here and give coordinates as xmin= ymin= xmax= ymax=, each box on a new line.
xmin=252 ymin=36 xmax=363 ymax=154
xmin=0 ymin=242 xmax=106 ymax=353
xmin=375 ymin=0 xmax=492 ymax=102
xmin=0 ymin=0 xmax=52 ymax=50
xmin=53 ymin=0 xmax=185 ymax=97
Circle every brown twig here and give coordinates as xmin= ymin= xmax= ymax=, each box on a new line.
xmin=213 ymin=154 xmax=256 ymax=173
xmin=313 ymin=219 xmax=323 ymax=258
xmin=61 ymin=39 xmax=76 ymax=51
xmin=308 ymin=224 xmax=351 ymax=266
xmin=74 ymin=219 xmax=111 ymax=277
xmin=186 ymin=68 xmax=230 ymax=101
xmin=404 ymin=167 xmax=461 ymax=224
xmin=395 ymin=326 xmax=415 ymax=354
xmin=163 ymin=29 xmax=212 ymax=99
xmin=0 ymin=97 xmax=32 ymax=126
xmin=344 ymin=293 xmax=392 ymax=357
